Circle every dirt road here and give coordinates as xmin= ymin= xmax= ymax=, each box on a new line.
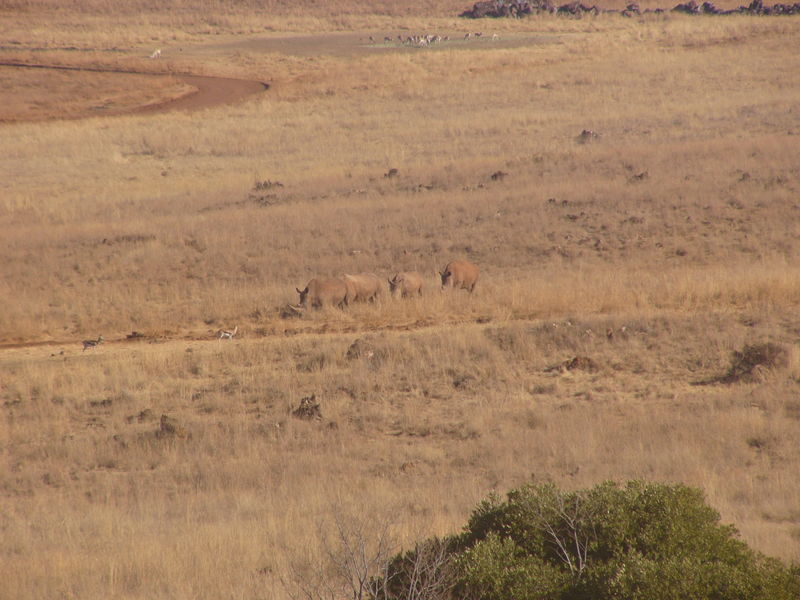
xmin=0 ymin=62 xmax=268 ymax=122
xmin=0 ymin=31 xmax=551 ymax=122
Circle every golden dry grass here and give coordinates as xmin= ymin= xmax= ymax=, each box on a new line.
xmin=1 ymin=3 xmax=800 ymax=598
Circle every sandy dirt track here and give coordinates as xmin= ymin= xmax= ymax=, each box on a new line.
xmin=0 ymin=62 xmax=268 ymax=122
xmin=132 ymin=72 xmax=268 ymax=115
xmin=0 ymin=31 xmax=552 ymax=122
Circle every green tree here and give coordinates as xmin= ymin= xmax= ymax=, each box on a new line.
xmin=382 ymin=480 xmax=800 ymax=600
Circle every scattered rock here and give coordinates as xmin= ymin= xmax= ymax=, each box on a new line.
xmin=400 ymin=461 xmax=417 ymax=473
xmin=577 ymin=129 xmax=600 ymax=144
xmin=449 ymin=369 xmax=477 ymax=389
xmin=292 ymin=394 xmax=322 ymax=421
xmin=158 ymin=414 xmax=189 ymax=438
xmin=673 ymin=0 xmax=800 ymax=13
xmin=546 ymin=355 xmax=600 ymax=373
xmin=672 ymin=0 xmax=701 ymax=12
xmin=125 ymin=408 xmax=156 ymax=424
xmin=461 ymin=0 xmax=555 ymax=18
xmin=253 ymin=179 xmax=284 ymax=190
xmin=460 ymin=0 xmax=800 ymax=17
xmin=621 ymin=2 xmax=641 ymax=15
xmin=557 ymin=1 xmax=600 ymax=14
xmin=345 ymin=335 xmax=389 ymax=368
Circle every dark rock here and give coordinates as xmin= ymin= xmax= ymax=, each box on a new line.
xmin=292 ymin=394 xmax=322 ymax=420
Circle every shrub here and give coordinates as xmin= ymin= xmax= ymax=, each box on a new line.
xmin=381 ymin=481 xmax=800 ymax=600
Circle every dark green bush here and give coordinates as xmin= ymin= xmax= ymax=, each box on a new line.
xmin=380 ymin=480 xmax=800 ymax=600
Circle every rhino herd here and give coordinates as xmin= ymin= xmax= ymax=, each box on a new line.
xmin=295 ymin=259 xmax=479 ymax=309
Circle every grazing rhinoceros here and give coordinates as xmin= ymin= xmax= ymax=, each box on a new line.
xmin=342 ymin=273 xmax=384 ymax=302
xmin=440 ymin=260 xmax=479 ymax=293
xmin=296 ymin=278 xmax=352 ymax=309
xmin=388 ymin=271 xmax=424 ymax=298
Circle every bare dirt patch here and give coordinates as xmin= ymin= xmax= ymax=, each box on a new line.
xmin=0 ymin=63 xmax=267 ymax=122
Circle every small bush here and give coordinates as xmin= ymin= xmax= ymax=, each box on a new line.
xmin=720 ymin=342 xmax=791 ymax=383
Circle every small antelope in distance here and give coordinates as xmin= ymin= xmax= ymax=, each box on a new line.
xmin=82 ymin=335 xmax=104 ymax=351
xmin=218 ymin=325 xmax=238 ymax=340
xmin=149 ymin=49 xmax=161 ymax=59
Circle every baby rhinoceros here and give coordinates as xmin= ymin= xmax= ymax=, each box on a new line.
xmin=296 ymin=277 xmax=351 ymax=309
xmin=440 ymin=260 xmax=479 ymax=293
xmin=342 ymin=272 xmax=384 ymax=303
xmin=388 ymin=271 xmax=424 ymax=298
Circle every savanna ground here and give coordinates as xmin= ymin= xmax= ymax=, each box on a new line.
xmin=2 ymin=1 xmax=800 ymax=598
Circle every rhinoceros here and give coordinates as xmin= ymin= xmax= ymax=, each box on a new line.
xmin=342 ymin=273 xmax=384 ymax=303
xmin=388 ymin=271 xmax=424 ymax=298
xmin=296 ymin=278 xmax=352 ymax=309
xmin=440 ymin=260 xmax=479 ymax=293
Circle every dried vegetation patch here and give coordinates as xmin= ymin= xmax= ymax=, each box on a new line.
xmin=1 ymin=4 xmax=800 ymax=599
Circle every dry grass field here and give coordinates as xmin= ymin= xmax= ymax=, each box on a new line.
xmin=2 ymin=1 xmax=800 ymax=598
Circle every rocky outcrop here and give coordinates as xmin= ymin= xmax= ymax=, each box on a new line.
xmin=460 ymin=0 xmax=800 ymax=17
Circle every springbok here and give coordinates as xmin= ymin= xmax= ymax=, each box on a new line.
xmin=149 ymin=49 xmax=161 ymax=59
xmin=218 ymin=325 xmax=238 ymax=340
xmin=82 ymin=335 xmax=104 ymax=351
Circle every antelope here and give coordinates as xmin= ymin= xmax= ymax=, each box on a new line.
xmin=464 ymin=32 xmax=472 ymax=39
xmin=218 ymin=325 xmax=238 ymax=340
xmin=384 ymin=36 xmax=393 ymax=43
xmin=149 ymin=49 xmax=161 ymax=59
xmin=82 ymin=336 xmax=104 ymax=351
